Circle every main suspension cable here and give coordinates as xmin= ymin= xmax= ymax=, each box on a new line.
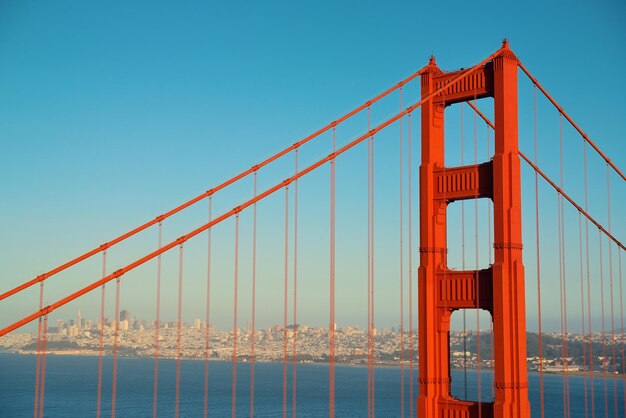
xmin=3 ymin=52 xmax=501 ymax=336
xmin=0 ymin=68 xmax=427 ymax=303
xmin=517 ymin=61 xmax=625 ymax=180
xmin=465 ymin=100 xmax=624 ymax=251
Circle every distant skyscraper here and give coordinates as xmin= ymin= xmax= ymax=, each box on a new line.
xmin=120 ymin=309 xmax=130 ymax=322
xmin=77 ymin=310 xmax=82 ymax=330
xmin=56 ymin=319 xmax=64 ymax=335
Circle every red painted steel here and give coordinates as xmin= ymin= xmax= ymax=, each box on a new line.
xmin=367 ymin=108 xmax=373 ymax=418
xmin=33 ymin=283 xmax=44 ymax=418
xmin=399 ymin=87 xmax=405 ymax=418
xmin=0 ymin=49 xmax=499 ymax=339
xmin=329 ymin=128 xmax=336 ymax=418
xmin=407 ymin=113 xmax=415 ymax=418
xmin=175 ymin=245 xmax=184 ymax=418
xmin=558 ymin=113 xmax=572 ymax=417
xmin=153 ymin=224 xmax=162 ymax=418
xmin=250 ymin=179 xmax=256 ymax=418
xmin=466 ymin=101 xmax=625 ymax=251
xmin=518 ymin=154 xmax=624 ymax=251
xmin=232 ymin=215 xmax=240 ymax=418
xmin=293 ymin=151 xmax=298 ymax=418
xmin=283 ymin=187 xmax=289 ymax=418
xmin=111 ymin=277 xmax=121 ymax=418
xmin=606 ymin=165 xmax=619 ymax=418
xmin=38 ymin=315 xmax=48 ymax=418
xmin=204 ymin=198 xmax=212 ymax=418
xmin=370 ymin=125 xmax=376 ymax=418
xmin=583 ymin=140 xmax=597 ymax=418
xmin=96 ymin=253 xmax=107 ymax=418
xmin=578 ymin=213 xmax=589 ymax=418
xmin=2 ymin=42 xmax=625 ymax=418
xmin=517 ymin=62 xmax=625 ymax=181
xmin=532 ymin=86 xmax=546 ymax=418
xmin=417 ymin=40 xmax=531 ymax=418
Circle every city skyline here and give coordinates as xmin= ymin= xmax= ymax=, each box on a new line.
xmin=2 ymin=309 xmax=623 ymax=377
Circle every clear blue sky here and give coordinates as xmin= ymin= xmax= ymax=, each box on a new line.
xmin=1 ymin=1 xmax=624 ymax=333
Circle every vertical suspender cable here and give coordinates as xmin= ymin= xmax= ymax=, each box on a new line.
xmin=232 ymin=214 xmax=240 ymax=418
xmin=407 ymin=112 xmax=414 ymax=418
xmin=473 ymin=101 xmax=481 ymax=413
xmin=250 ymin=176 xmax=257 ymax=418
xmin=283 ymin=187 xmax=289 ymax=418
xmin=175 ymin=244 xmax=184 ymax=418
xmin=606 ymin=164 xmax=618 ymax=418
xmin=371 ymin=125 xmax=376 ymax=418
xmin=38 ymin=315 xmax=48 ymax=418
xmin=206 ymin=200 xmax=214 ymax=414
xmin=618 ymin=251 xmax=625 ymax=408
xmin=153 ymin=223 xmax=162 ymax=418
xmin=584 ymin=139 xmax=596 ymax=418
xmin=33 ymin=292 xmax=41 ymax=418
xmin=367 ymin=106 xmax=372 ymax=418
xmin=398 ymin=87 xmax=405 ymax=418
xmin=558 ymin=129 xmax=565 ymax=415
xmin=34 ymin=282 xmax=43 ymax=418
xmin=533 ymin=85 xmax=546 ymax=418
xmin=558 ymin=112 xmax=570 ymax=418
xmin=563 ymin=119 xmax=571 ymax=418
xmin=579 ymin=212 xmax=589 ymax=418
xmin=487 ymin=124 xmax=494 ymax=401
xmin=97 ymin=252 xmax=106 ymax=418
xmin=293 ymin=150 xmax=298 ymax=418
xmin=111 ymin=276 xmax=121 ymax=418
xmin=33 ymin=281 xmax=46 ymax=418
xmin=599 ymin=231 xmax=608 ymax=418
xmin=460 ymin=103 xmax=468 ymax=400
xmin=329 ymin=127 xmax=336 ymax=418
xmin=487 ymin=126 xmax=492 ymax=267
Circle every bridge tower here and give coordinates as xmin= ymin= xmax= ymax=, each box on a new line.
xmin=417 ymin=41 xmax=531 ymax=418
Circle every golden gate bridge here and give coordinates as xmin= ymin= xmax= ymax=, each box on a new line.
xmin=0 ymin=41 xmax=624 ymax=418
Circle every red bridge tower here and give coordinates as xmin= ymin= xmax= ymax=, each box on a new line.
xmin=417 ymin=41 xmax=531 ymax=418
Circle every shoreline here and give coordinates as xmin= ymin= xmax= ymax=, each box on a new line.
xmin=2 ymin=350 xmax=622 ymax=378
